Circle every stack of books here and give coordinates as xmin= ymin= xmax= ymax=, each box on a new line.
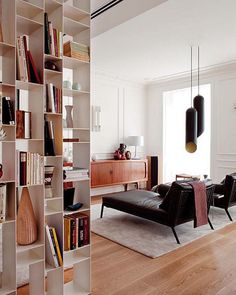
xmin=0 ymin=184 xmax=7 ymax=222
xmin=44 ymin=13 xmax=63 ymax=58
xmin=16 ymin=110 xmax=31 ymax=139
xmin=45 ymin=83 xmax=62 ymax=114
xmin=63 ymin=167 xmax=89 ymax=181
xmin=17 ymin=151 xmax=44 ymax=186
xmin=0 ymin=96 xmax=15 ymax=125
xmin=63 ymin=41 xmax=90 ymax=62
xmin=16 ymin=35 xmax=41 ymax=83
xmin=64 ymin=213 xmax=89 ymax=251
xmin=45 ymin=224 xmax=63 ymax=268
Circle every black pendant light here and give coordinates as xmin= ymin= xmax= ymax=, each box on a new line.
xmin=186 ymin=47 xmax=197 ymax=153
xmin=193 ymin=46 xmax=204 ymax=137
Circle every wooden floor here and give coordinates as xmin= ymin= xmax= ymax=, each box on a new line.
xmin=18 ymin=202 xmax=236 ymax=294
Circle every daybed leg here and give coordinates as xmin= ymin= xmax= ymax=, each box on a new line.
xmin=171 ymin=227 xmax=180 ymax=244
xmin=100 ymin=204 xmax=104 ymax=218
xmin=208 ymin=217 xmax=214 ymax=230
xmin=225 ymin=209 xmax=233 ymax=221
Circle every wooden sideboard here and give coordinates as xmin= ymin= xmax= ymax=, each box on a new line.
xmin=91 ymin=159 xmax=148 ymax=189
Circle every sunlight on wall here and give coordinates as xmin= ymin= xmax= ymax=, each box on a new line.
xmin=163 ymin=84 xmax=211 ymax=182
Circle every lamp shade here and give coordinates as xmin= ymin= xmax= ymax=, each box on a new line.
xmin=127 ymin=136 xmax=144 ymax=147
xmin=193 ymin=95 xmax=204 ymax=137
xmin=185 ymin=107 xmax=197 ymax=153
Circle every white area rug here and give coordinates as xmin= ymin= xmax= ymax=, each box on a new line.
xmin=91 ymin=204 xmax=236 ymax=258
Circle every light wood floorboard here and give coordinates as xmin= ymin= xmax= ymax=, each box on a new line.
xmin=17 ymin=197 xmax=236 ymax=294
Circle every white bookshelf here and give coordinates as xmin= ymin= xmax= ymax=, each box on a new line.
xmin=0 ymin=0 xmax=91 ymax=294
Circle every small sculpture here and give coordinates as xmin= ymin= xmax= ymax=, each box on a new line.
xmin=0 ymin=127 xmax=6 ymax=141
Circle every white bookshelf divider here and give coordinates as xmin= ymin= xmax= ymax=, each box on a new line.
xmin=0 ymin=0 xmax=91 ymax=294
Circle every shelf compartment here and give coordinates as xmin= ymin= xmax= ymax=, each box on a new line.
xmin=63 ymin=88 xmax=90 ymax=98
xmin=64 ymin=246 xmax=90 ymax=268
xmin=46 ymin=266 xmax=64 ymax=295
xmin=64 ymin=17 xmax=89 ymax=37
xmin=64 ymin=3 xmax=90 ymax=25
xmin=0 ymin=143 xmax=15 ymax=181
xmin=17 ymin=246 xmax=44 ymax=267
xmin=44 ymin=68 xmax=63 ymax=78
xmin=17 ymin=15 xmax=43 ymax=35
xmin=16 ymin=0 xmax=44 ymax=24
xmin=45 ymin=0 xmax=63 ymax=14
xmin=0 ymin=42 xmax=15 ymax=55
xmin=45 ymin=197 xmax=63 ymax=216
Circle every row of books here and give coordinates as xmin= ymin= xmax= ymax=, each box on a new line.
xmin=16 ymin=110 xmax=31 ymax=139
xmin=64 ymin=213 xmax=89 ymax=251
xmin=45 ymin=83 xmax=62 ymax=114
xmin=0 ymin=96 xmax=15 ymax=125
xmin=45 ymin=224 xmax=63 ymax=268
xmin=63 ymin=167 xmax=89 ymax=180
xmin=44 ymin=13 xmax=63 ymax=58
xmin=64 ymin=41 xmax=90 ymax=62
xmin=0 ymin=184 xmax=6 ymax=222
xmin=16 ymin=35 xmax=41 ymax=84
xmin=17 ymin=151 xmax=44 ymax=186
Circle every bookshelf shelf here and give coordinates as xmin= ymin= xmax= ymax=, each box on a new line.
xmin=17 ymin=242 xmax=45 ymax=254
xmin=16 ymin=80 xmax=44 ymax=90
xmin=63 ymin=88 xmax=90 ymax=97
xmin=1 ymin=0 xmax=91 ymax=293
xmin=63 ymin=56 xmax=89 ymax=69
xmin=16 ymin=0 xmax=44 ymax=23
xmin=17 ymin=15 xmax=43 ymax=34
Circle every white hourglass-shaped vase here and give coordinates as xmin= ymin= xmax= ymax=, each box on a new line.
xmin=65 ymin=105 xmax=73 ymax=128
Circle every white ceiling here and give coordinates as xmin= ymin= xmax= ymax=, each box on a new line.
xmin=92 ymin=0 xmax=236 ymax=83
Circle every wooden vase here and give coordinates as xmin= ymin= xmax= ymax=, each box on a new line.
xmin=17 ymin=187 xmax=37 ymax=245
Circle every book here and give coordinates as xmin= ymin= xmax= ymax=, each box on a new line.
xmin=44 ymin=13 xmax=50 ymax=55
xmin=64 ymin=217 xmax=71 ymax=251
xmin=51 ymin=227 xmax=63 ymax=266
xmin=45 ymin=224 xmax=59 ymax=268
xmin=16 ymin=110 xmax=31 ymax=139
xmin=44 ymin=120 xmax=56 ymax=156
xmin=20 ymin=151 xmax=27 ymax=186
xmin=2 ymin=97 xmax=14 ymax=125
xmin=28 ymin=50 xmax=41 ymax=84
xmin=0 ymin=184 xmax=7 ymax=222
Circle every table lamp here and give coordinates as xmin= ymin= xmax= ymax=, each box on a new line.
xmin=127 ymin=136 xmax=144 ymax=159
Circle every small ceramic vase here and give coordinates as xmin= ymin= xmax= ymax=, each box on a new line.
xmin=63 ymin=80 xmax=72 ymax=89
xmin=72 ymin=82 xmax=82 ymax=91
xmin=65 ymin=105 xmax=73 ymax=128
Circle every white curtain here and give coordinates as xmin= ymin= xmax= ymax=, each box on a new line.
xmin=163 ymin=84 xmax=211 ymax=183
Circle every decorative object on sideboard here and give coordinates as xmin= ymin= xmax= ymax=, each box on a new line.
xmin=193 ymin=46 xmax=205 ymax=137
xmin=45 ymin=166 xmax=55 ymax=198
xmin=0 ymin=164 xmax=3 ymax=179
xmin=92 ymin=106 xmax=101 ymax=132
xmin=185 ymin=46 xmax=197 ymax=153
xmin=125 ymin=151 xmax=131 ymax=160
xmin=72 ymin=82 xmax=82 ymax=91
xmin=91 ymin=154 xmax=97 ymax=161
xmin=17 ymin=187 xmax=37 ymax=245
xmin=65 ymin=105 xmax=73 ymax=128
xmin=0 ymin=127 xmax=6 ymax=141
xmin=126 ymin=136 xmax=144 ymax=159
xmin=63 ymin=80 xmax=72 ymax=89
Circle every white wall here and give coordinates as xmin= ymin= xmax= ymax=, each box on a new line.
xmin=91 ymin=70 xmax=147 ymax=195
xmin=146 ymin=63 xmax=236 ymax=183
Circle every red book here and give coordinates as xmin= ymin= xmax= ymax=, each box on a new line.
xmin=27 ymin=50 xmax=41 ymax=84
xmin=53 ymin=28 xmax=58 ymax=57
xmin=20 ymin=151 xmax=27 ymax=186
xmin=22 ymin=35 xmax=31 ymax=82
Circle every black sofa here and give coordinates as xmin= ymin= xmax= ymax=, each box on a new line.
xmin=101 ymin=181 xmax=215 ymax=244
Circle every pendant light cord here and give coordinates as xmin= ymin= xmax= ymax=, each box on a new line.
xmin=191 ymin=46 xmax=193 ymax=107
xmin=198 ymin=46 xmax=200 ymax=95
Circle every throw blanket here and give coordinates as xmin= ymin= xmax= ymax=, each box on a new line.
xmin=189 ymin=181 xmax=208 ymax=228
